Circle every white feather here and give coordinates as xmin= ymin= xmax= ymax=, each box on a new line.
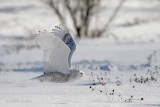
xmin=36 ymin=30 xmax=70 ymax=74
xmin=51 ymin=27 xmax=76 ymax=67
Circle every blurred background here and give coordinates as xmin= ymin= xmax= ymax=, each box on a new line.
xmin=0 ymin=0 xmax=160 ymax=73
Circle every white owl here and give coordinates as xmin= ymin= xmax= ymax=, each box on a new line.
xmin=32 ymin=26 xmax=84 ymax=82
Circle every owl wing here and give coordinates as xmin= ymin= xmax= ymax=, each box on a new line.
xmin=36 ymin=30 xmax=70 ymax=74
xmin=52 ymin=26 xmax=76 ymax=67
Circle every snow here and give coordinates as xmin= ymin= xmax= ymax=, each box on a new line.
xmin=1 ymin=0 xmax=160 ymax=106
xmin=1 ymin=69 xmax=160 ymax=107
xmin=0 ymin=41 xmax=160 ymax=107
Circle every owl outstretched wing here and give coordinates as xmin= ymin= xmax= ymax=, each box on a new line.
xmin=52 ymin=26 xmax=76 ymax=67
xmin=36 ymin=30 xmax=70 ymax=74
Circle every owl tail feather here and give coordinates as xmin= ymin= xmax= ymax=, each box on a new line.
xmin=30 ymin=74 xmax=47 ymax=82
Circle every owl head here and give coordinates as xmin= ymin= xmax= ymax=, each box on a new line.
xmin=69 ymin=69 xmax=84 ymax=82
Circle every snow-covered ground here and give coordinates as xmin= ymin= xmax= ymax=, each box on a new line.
xmin=0 ymin=40 xmax=160 ymax=107
xmin=1 ymin=0 xmax=160 ymax=107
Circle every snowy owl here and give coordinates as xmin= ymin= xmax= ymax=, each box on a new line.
xmin=32 ymin=26 xmax=84 ymax=82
